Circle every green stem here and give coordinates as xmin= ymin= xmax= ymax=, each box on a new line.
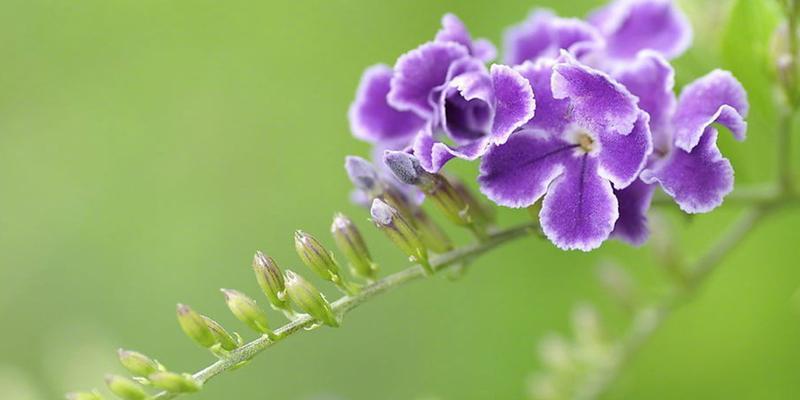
xmin=152 ymin=221 xmax=537 ymax=399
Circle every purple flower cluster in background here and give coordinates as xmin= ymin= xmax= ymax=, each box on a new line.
xmin=348 ymin=0 xmax=748 ymax=251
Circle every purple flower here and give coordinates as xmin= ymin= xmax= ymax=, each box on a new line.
xmin=503 ymin=9 xmax=603 ymax=66
xmin=478 ymin=54 xmax=652 ymax=251
xmin=412 ymin=64 xmax=536 ymax=172
xmin=587 ymin=0 xmax=692 ymax=64
xmin=610 ymin=52 xmax=748 ymax=244
xmin=349 ymin=14 xmax=493 ymax=148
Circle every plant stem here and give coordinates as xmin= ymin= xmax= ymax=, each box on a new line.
xmin=152 ymin=221 xmax=538 ymax=399
xmin=578 ymin=206 xmax=771 ymax=399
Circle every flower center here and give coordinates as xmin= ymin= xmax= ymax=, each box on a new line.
xmin=577 ymin=133 xmax=595 ymax=152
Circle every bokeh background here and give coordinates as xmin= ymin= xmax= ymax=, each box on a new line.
xmin=1 ymin=0 xmax=799 ymax=399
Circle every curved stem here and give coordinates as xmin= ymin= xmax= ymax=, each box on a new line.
xmin=153 ymin=221 xmax=538 ymax=399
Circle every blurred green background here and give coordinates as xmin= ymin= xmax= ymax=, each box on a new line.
xmin=1 ymin=0 xmax=799 ymax=399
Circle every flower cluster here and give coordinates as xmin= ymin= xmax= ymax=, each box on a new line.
xmin=348 ymin=0 xmax=748 ymax=251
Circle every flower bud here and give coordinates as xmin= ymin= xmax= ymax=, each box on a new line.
xmin=252 ymin=251 xmax=289 ymax=310
xmin=283 ymin=269 xmax=339 ymax=327
xmin=221 ymin=289 xmax=271 ymax=334
xmin=148 ymin=372 xmax=201 ymax=393
xmin=66 ymin=390 xmax=104 ymax=400
xmin=331 ymin=213 xmax=377 ymax=280
xmin=345 ymin=155 xmax=382 ymax=196
xmin=383 ymin=151 xmax=472 ymax=228
xmin=450 ymin=176 xmax=495 ymax=225
xmin=294 ymin=230 xmax=342 ymax=283
xmin=117 ymin=349 xmax=159 ymax=377
xmin=412 ymin=208 xmax=453 ymax=253
xmin=176 ymin=304 xmax=216 ymax=348
xmin=104 ymin=375 xmax=149 ymax=400
xmin=370 ymin=199 xmax=431 ymax=274
xmin=201 ymin=316 xmax=239 ymax=351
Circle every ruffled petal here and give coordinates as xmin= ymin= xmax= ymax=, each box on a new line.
xmin=388 ymin=42 xmax=470 ymax=118
xmin=503 ymin=10 xmax=602 ymax=66
xmin=597 ymin=112 xmax=653 ymax=189
xmin=478 ymin=130 xmax=573 ymax=208
xmin=589 ymin=0 xmax=692 ymax=61
xmin=435 ymin=13 xmax=497 ymax=62
xmin=613 ymin=51 xmax=676 ymax=148
xmin=515 ymin=59 xmax=571 ymax=135
xmin=672 ymin=69 xmax=749 ymax=152
xmin=642 ymin=127 xmax=733 ymax=213
xmin=551 ymin=53 xmax=640 ymax=136
xmin=490 ymin=64 xmax=536 ymax=141
xmin=540 ymin=155 xmax=619 ymax=251
xmin=612 ymin=179 xmax=655 ymax=246
xmin=440 ymin=71 xmax=495 ymax=143
xmin=412 ymin=127 xmax=486 ymax=173
xmin=348 ymin=64 xmax=426 ymax=146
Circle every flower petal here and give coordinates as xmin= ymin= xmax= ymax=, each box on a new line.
xmin=472 ymin=39 xmax=498 ymax=62
xmin=597 ymin=111 xmax=653 ymax=189
xmin=435 ymin=13 xmax=497 ymax=62
xmin=612 ymin=179 xmax=655 ymax=246
xmin=672 ymin=69 xmax=749 ymax=152
xmin=440 ymin=71 xmax=495 ymax=143
xmin=348 ymin=65 xmax=426 ymax=146
xmin=478 ymin=130 xmax=572 ymax=208
xmin=515 ymin=59 xmax=571 ymax=135
xmin=642 ymin=127 xmax=733 ymax=213
xmin=388 ymin=41 xmax=470 ymax=118
xmin=490 ymin=64 xmax=536 ymax=142
xmin=613 ymin=51 xmax=676 ymax=148
xmin=503 ymin=10 xmax=602 ymax=66
xmin=540 ymin=155 xmax=619 ymax=251
xmin=413 ymin=127 xmax=485 ymax=172
xmin=551 ymin=53 xmax=640 ymax=136
xmin=589 ymin=0 xmax=692 ymax=61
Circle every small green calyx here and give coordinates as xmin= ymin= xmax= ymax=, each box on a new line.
xmin=331 ymin=213 xmax=378 ymax=280
xmin=148 ymin=371 xmax=202 ymax=393
xmin=176 ymin=304 xmax=217 ymax=348
xmin=370 ymin=199 xmax=431 ymax=274
xmin=252 ymin=251 xmax=290 ymax=310
xmin=221 ymin=289 xmax=272 ymax=335
xmin=117 ymin=349 xmax=160 ymax=377
xmin=105 ymin=375 xmax=150 ymax=400
xmin=283 ymin=269 xmax=339 ymax=327
xmin=201 ymin=316 xmax=240 ymax=351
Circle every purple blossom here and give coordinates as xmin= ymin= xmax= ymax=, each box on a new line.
xmin=478 ymin=54 xmax=652 ymax=251
xmin=503 ymin=9 xmax=602 ymax=66
xmin=610 ymin=52 xmax=748 ymax=244
xmin=412 ymin=64 xmax=536 ymax=172
xmin=436 ymin=13 xmax=497 ymax=62
xmin=587 ymin=0 xmax=692 ymax=64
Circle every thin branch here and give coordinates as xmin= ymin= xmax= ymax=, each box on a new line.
xmin=153 ymin=221 xmax=539 ymax=399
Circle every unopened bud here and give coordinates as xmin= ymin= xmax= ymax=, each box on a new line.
xmin=117 ymin=349 xmax=159 ymax=377
xmin=596 ymin=262 xmax=636 ymax=310
xmin=221 ymin=289 xmax=271 ymax=334
xmin=537 ymin=334 xmax=573 ymax=371
xmin=202 ymin=316 xmax=239 ymax=351
xmin=294 ymin=230 xmax=342 ymax=283
xmin=283 ymin=269 xmax=339 ymax=327
xmin=384 ymin=151 xmax=472 ymax=228
xmin=345 ymin=156 xmax=382 ymax=196
xmin=571 ymin=304 xmax=603 ymax=346
xmin=176 ymin=304 xmax=216 ymax=348
xmin=370 ymin=199 xmax=431 ymax=274
xmin=252 ymin=251 xmax=289 ymax=310
xmin=331 ymin=213 xmax=377 ymax=280
xmin=412 ymin=208 xmax=453 ymax=253
xmin=450 ymin=176 xmax=495 ymax=225
xmin=66 ymin=390 xmax=104 ymax=400
xmin=104 ymin=375 xmax=149 ymax=400
xmin=148 ymin=372 xmax=201 ymax=393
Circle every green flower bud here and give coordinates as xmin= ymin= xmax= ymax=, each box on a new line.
xmin=450 ymin=176 xmax=495 ymax=225
xmin=411 ymin=208 xmax=453 ymax=254
xmin=370 ymin=199 xmax=431 ymax=274
xmin=117 ymin=349 xmax=159 ymax=377
xmin=283 ymin=269 xmax=339 ymax=327
xmin=176 ymin=304 xmax=216 ymax=348
xmin=201 ymin=316 xmax=239 ymax=351
xmin=104 ymin=375 xmax=149 ymax=400
xmin=65 ymin=390 xmax=104 ymax=400
xmin=148 ymin=372 xmax=201 ymax=393
xmin=331 ymin=213 xmax=377 ymax=280
xmin=252 ymin=251 xmax=289 ymax=310
xmin=294 ymin=230 xmax=342 ymax=282
xmin=221 ymin=289 xmax=271 ymax=334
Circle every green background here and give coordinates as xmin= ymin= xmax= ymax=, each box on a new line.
xmin=1 ymin=0 xmax=798 ymax=399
